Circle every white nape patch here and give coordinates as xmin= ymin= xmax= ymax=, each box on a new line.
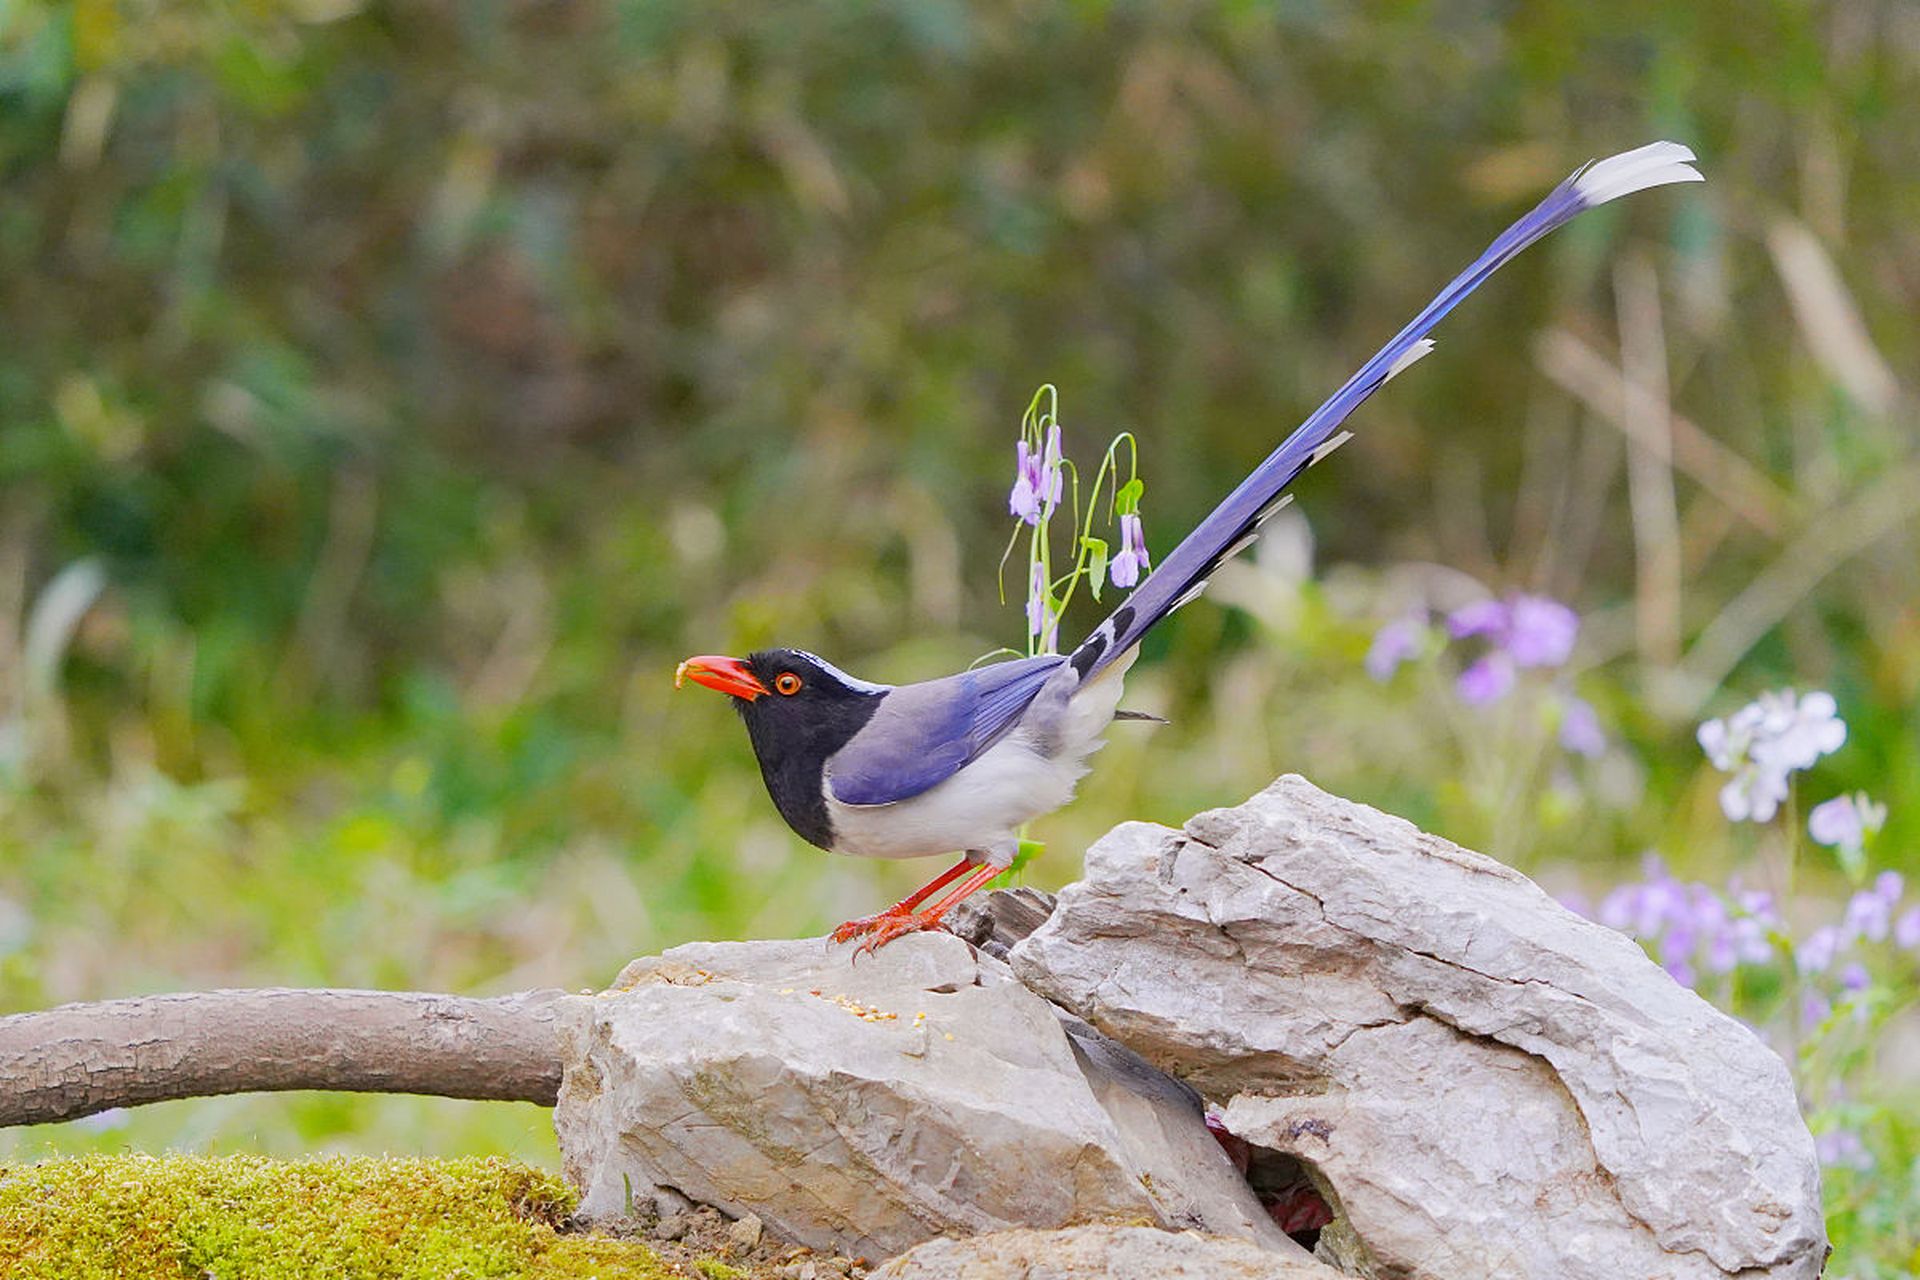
xmin=1572 ymin=140 xmax=1703 ymax=207
xmin=1308 ymin=431 xmax=1354 ymax=466
xmin=1385 ymin=338 xmax=1436 ymax=382
xmin=792 ymin=649 xmax=890 ymax=694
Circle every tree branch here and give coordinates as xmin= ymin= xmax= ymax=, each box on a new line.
xmin=0 ymin=987 xmax=583 ymax=1128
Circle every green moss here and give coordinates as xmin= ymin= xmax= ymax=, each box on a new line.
xmin=0 ymin=1154 xmax=674 ymax=1279
xmin=694 ymin=1262 xmax=749 ymax=1280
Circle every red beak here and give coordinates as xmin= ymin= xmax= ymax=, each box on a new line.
xmin=675 ymin=654 xmax=769 ymax=701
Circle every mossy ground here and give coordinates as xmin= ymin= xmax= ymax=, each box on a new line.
xmin=0 ymin=1154 xmax=703 ymax=1279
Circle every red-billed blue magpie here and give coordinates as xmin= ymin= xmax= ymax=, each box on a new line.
xmin=678 ymin=142 xmax=1702 ymax=952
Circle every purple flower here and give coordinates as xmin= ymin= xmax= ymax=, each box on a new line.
xmin=1109 ymin=512 xmax=1151 ymax=589
xmin=1839 ymin=962 xmax=1871 ymax=993
xmin=1366 ymin=617 xmax=1424 ymax=682
xmin=1008 ymin=425 xmax=1065 ymax=526
xmin=1808 ymin=794 xmax=1885 ymax=853
xmin=1446 ymin=599 xmax=1508 ymax=640
xmin=1025 ymin=561 xmax=1048 ymax=638
xmin=1559 ymin=695 xmax=1605 ymax=757
xmin=1456 ymin=653 xmax=1516 ymax=705
xmin=1843 ymin=890 xmax=1891 ymax=944
xmin=1893 ymin=907 xmax=1920 ymax=951
xmin=1801 ymin=991 xmax=1831 ymax=1028
xmin=1444 ymin=594 xmax=1578 ymax=666
xmin=1729 ymin=916 xmax=1774 ymax=966
xmin=1815 ymin=1129 xmax=1872 ymax=1171
xmin=1444 ymin=592 xmax=1580 ymax=705
xmin=1506 ymin=595 xmax=1579 ymax=668
xmin=1797 ymin=925 xmax=1841 ymax=974
xmin=1808 ymin=797 xmax=1863 ymax=849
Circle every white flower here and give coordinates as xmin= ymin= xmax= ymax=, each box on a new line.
xmin=1697 ymin=689 xmax=1847 ymax=824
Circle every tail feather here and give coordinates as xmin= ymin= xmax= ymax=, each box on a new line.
xmin=1068 ymin=141 xmax=1702 ymax=681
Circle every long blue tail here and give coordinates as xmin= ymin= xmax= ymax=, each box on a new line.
xmin=1068 ymin=141 xmax=1703 ymax=681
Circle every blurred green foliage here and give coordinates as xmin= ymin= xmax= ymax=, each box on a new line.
xmin=0 ymin=1 xmax=1916 ymax=1271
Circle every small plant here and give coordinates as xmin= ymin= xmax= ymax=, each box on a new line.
xmin=1000 ymin=384 xmax=1149 ymax=658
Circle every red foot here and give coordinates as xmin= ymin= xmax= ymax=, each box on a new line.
xmin=854 ymin=910 xmax=940 ymax=958
xmin=831 ymin=860 xmax=1004 ymax=959
xmin=830 ymin=908 xmax=909 ymax=946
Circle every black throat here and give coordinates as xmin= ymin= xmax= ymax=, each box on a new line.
xmin=737 ymin=684 xmax=883 ymax=850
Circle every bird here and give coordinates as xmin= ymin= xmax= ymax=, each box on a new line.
xmin=677 ymin=141 xmax=1703 ymax=953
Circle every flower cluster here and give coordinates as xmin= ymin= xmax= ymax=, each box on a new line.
xmin=1002 ymin=385 xmax=1149 ymax=655
xmin=1446 ymin=594 xmax=1579 ymax=703
xmin=1696 ymin=689 xmax=1846 ymax=823
xmin=1587 ymin=855 xmax=1920 ymax=1186
xmin=1008 ymin=424 xmax=1064 ymax=526
xmin=1366 ymin=592 xmax=1602 ymax=756
xmin=1589 ymin=859 xmax=1918 ymax=1031
xmin=1593 ymin=856 xmax=1779 ymax=987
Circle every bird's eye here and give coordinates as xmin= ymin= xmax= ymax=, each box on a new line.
xmin=775 ymin=672 xmax=803 ymax=695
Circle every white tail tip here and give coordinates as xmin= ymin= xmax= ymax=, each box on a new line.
xmin=1572 ymin=140 xmax=1704 ymax=207
xmin=1385 ymin=338 xmax=1436 ymax=382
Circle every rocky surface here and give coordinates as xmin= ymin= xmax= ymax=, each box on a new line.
xmin=870 ymin=1224 xmax=1341 ymax=1278
xmin=1009 ymin=774 xmax=1828 ymax=1280
xmin=555 ymin=931 xmax=1305 ymax=1262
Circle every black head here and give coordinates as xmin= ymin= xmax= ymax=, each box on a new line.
xmin=675 ymin=648 xmax=886 ymax=849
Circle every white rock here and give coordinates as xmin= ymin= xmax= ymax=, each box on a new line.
xmin=555 ymin=931 xmax=1305 ymax=1261
xmin=1010 ymin=775 xmax=1826 ymax=1280
xmin=871 ymin=1224 xmax=1341 ymax=1278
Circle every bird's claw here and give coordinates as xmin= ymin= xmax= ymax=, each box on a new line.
xmin=831 ymin=906 xmax=946 ymax=956
xmin=853 ymin=912 xmax=936 ymax=958
xmin=830 ymin=910 xmax=903 ymax=946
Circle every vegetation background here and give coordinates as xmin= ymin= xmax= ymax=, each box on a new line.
xmin=1 ymin=2 xmax=1914 ymax=1272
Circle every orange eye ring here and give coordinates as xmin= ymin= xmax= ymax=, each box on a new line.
xmin=775 ymin=672 xmax=803 ymax=696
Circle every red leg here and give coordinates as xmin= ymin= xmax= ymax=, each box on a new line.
xmin=830 ymin=856 xmax=976 ymax=945
xmin=853 ymin=860 xmax=1004 ymax=957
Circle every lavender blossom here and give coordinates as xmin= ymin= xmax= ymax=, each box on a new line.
xmin=1109 ymin=512 xmax=1151 ymax=589
xmin=1797 ymin=926 xmax=1840 ymax=975
xmin=1894 ymin=907 xmax=1920 ymax=951
xmin=1505 ymin=595 xmax=1579 ymax=667
xmin=1559 ymin=695 xmax=1605 ymax=757
xmin=1446 ymin=598 xmax=1508 ymax=640
xmin=1456 ymin=653 xmax=1515 ymax=705
xmin=1840 ymin=874 xmax=1903 ymax=944
xmin=1815 ymin=1129 xmax=1873 ymax=1171
xmin=1025 ymin=561 xmax=1048 ymax=638
xmin=1443 ymin=592 xmax=1580 ymax=704
xmin=1808 ymin=793 xmax=1886 ymax=854
xmin=1008 ymin=424 xmax=1065 ymax=525
xmin=1366 ymin=617 xmax=1424 ymax=682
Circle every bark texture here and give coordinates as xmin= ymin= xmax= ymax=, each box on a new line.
xmin=0 ymin=987 xmax=578 ymax=1127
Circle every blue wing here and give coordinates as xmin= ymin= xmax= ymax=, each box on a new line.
xmin=1067 ymin=142 xmax=1703 ymax=682
xmin=825 ymin=655 xmax=1068 ymax=806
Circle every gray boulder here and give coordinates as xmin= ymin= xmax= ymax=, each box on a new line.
xmin=1010 ymin=774 xmax=1827 ymax=1280
xmin=871 ymin=1224 xmax=1342 ymax=1279
xmin=555 ymin=932 xmax=1306 ymax=1262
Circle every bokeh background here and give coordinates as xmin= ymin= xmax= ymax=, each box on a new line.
xmin=2 ymin=2 xmax=1915 ymax=1268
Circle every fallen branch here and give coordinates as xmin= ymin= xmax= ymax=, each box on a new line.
xmin=0 ymin=987 xmax=580 ymax=1128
